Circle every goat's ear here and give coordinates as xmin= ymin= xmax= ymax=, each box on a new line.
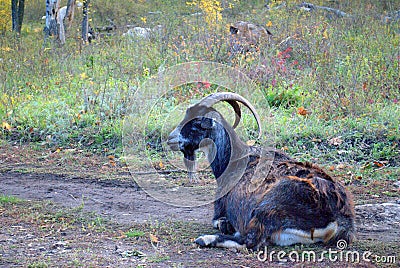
xmin=201 ymin=117 xmax=215 ymax=129
xmin=230 ymin=26 xmax=239 ymax=34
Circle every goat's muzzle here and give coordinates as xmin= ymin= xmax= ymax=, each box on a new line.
xmin=167 ymin=127 xmax=181 ymax=151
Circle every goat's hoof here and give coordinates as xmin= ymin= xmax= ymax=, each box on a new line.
xmin=194 ymin=234 xmax=218 ymax=247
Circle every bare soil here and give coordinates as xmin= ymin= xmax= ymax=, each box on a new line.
xmin=0 ymin=144 xmax=399 ymax=267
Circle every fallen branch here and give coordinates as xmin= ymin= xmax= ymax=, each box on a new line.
xmin=130 ymin=169 xmax=209 ymax=175
xmin=131 ymin=169 xmax=181 ymax=175
xmin=298 ymin=2 xmax=351 ymax=18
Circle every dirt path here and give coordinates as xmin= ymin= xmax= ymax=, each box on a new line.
xmin=1 ymin=171 xmax=399 ymax=243
xmin=1 ymin=171 xmax=399 ymax=267
xmin=0 ymin=171 xmax=212 ymax=226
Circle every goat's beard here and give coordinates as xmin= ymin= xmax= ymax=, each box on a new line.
xmin=183 ymin=154 xmax=197 ymax=181
xmin=183 ymin=139 xmax=217 ymax=182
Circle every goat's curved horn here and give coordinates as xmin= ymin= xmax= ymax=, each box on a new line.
xmin=199 ymin=92 xmax=262 ymax=139
xmin=225 ymin=100 xmax=241 ymax=129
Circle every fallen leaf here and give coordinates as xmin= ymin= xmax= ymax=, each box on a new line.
xmin=2 ymin=121 xmax=11 ymax=130
xmin=297 ymin=107 xmax=309 ymax=116
xmin=107 ymin=155 xmax=115 ymax=160
xmin=336 ymin=164 xmax=346 ymax=169
xmin=373 ymin=161 xmax=387 ymax=167
xmin=158 ymin=161 xmax=164 ymax=169
xmin=266 ymin=21 xmax=273 ymax=27
xmin=150 ymin=233 xmax=159 ymax=243
xmin=328 ymin=137 xmax=343 ymax=146
xmin=247 ymin=140 xmax=256 ymax=146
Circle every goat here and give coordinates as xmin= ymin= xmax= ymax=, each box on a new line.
xmin=167 ymin=92 xmax=355 ymax=250
xmin=229 ymin=21 xmax=272 ymax=54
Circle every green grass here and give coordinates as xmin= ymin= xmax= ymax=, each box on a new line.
xmin=0 ymin=0 xmax=399 ymax=168
xmin=125 ymin=229 xmax=146 ymax=238
xmin=0 ymin=195 xmax=22 ymax=204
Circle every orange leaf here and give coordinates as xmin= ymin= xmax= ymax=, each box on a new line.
xmin=107 ymin=155 xmax=115 ymax=160
xmin=373 ymin=161 xmax=384 ymax=167
xmin=150 ymin=233 xmax=159 ymax=243
xmin=158 ymin=161 xmax=164 ymax=169
xmin=297 ymin=107 xmax=309 ymax=116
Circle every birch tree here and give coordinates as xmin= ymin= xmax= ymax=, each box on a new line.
xmin=43 ymin=0 xmax=60 ymax=43
xmin=43 ymin=0 xmax=77 ymax=45
xmin=11 ymin=0 xmax=25 ymax=33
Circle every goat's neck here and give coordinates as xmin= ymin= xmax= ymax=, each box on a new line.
xmin=208 ymin=128 xmax=248 ymax=179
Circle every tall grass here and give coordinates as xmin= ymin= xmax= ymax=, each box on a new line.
xmin=0 ymin=0 xmax=399 ymax=164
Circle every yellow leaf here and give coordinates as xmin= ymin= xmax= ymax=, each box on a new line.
xmin=150 ymin=233 xmax=159 ymax=243
xmin=323 ymin=29 xmax=329 ymax=39
xmin=246 ymin=140 xmax=256 ymax=146
xmin=266 ymin=21 xmax=273 ymax=27
xmin=2 ymin=121 xmax=11 ymax=130
xmin=80 ymin=72 xmax=88 ymax=79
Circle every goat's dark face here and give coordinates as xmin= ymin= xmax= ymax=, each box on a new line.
xmin=168 ymin=105 xmax=226 ymax=161
xmin=178 ymin=117 xmax=214 ymax=155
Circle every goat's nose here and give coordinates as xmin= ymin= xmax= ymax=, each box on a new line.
xmin=167 ymin=130 xmax=180 ymax=151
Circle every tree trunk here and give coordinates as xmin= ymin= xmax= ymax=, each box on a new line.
xmin=65 ymin=0 xmax=76 ymax=29
xmin=81 ymin=0 xmax=90 ymax=43
xmin=17 ymin=0 xmax=25 ymax=33
xmin=11 ymin=0 xmax=17 ymax=32
xmin=11 ymin=0 xmax=25 ymax=33
xmin=44 ymin=0 xmax=60 ymax=37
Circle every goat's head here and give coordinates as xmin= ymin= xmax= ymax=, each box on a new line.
xmin=167 ymin=92 xmax=261 ymax=179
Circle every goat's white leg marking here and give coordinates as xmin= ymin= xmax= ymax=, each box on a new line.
xmin=216 ymin=240 xmax=245 ymax=249
xmin=271 ymin=221 xmax=338 ymax=246
xmin=212 ymin=220 xmax=219 ymax=229
xmin=195 ymin=235 xmax=218 ymax=246
xmin=195 ymin=234 xmax=245 ymax=249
